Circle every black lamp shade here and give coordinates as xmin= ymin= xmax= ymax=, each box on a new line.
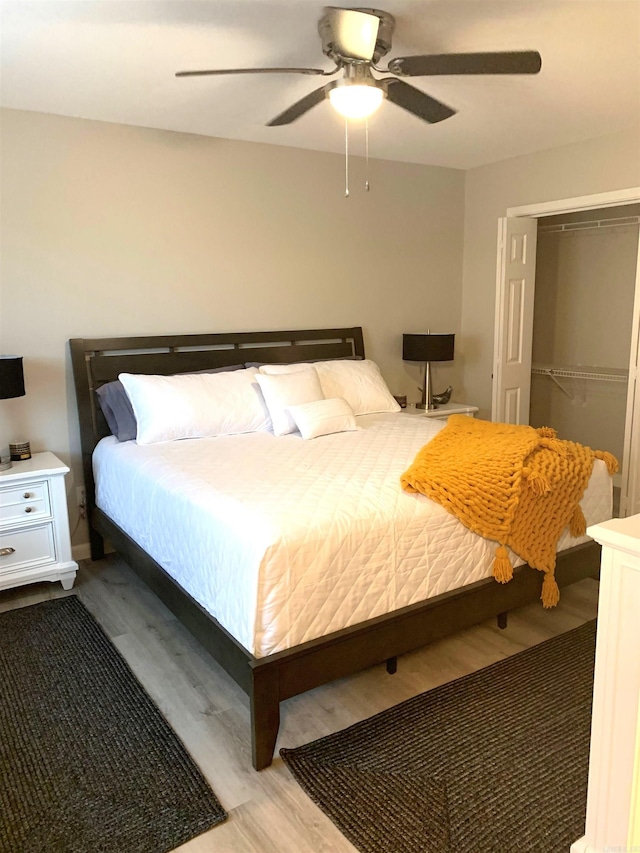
xmin=0 ymin=356 xmax=25 ymax=400
xmin=403 ymin=334 xmax=455 ymax=363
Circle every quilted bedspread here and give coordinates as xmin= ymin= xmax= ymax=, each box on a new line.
xmin=93 ymin=413 xmax=612 ymax=656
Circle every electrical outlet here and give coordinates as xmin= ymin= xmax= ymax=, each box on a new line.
xmin=76 ymin=487 xmax=86 ymax=519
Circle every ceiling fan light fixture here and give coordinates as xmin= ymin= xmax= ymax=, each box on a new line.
xmin=328 ymin=81 xmax=384 ymax=120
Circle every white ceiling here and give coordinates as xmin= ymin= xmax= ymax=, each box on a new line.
xmin=1 ymin=0 xmax=639 ymax=170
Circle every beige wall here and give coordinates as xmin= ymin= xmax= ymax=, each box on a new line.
xmin=461 ymin=127 xmax=640 ymax=418
xmin=4 ymin=109 xmax=637 ymax=554
xmin=0 ymin=108 xmax=465 ymax=550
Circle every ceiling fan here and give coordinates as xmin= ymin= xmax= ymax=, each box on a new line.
xmin=176 ymin=7 xmax=542 ymax=127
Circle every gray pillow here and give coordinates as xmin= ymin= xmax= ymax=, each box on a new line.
xmin=95 ymin=381 xmax=137 ymax=442
xmin=95 ymin=364 xmax=245 ymax=442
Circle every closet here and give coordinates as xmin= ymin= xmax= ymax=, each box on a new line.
xmin=529 ymin=204 xmax=640 ymax=516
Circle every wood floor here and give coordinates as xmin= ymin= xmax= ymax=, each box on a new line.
xmin=0 ymin=556 xmax=600 ymax=853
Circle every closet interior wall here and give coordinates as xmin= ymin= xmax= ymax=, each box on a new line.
xmin=530 ymin=204 xmax=640 ymax=492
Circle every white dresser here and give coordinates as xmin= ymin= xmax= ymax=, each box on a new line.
xmin=0 ymin=452 xmax=78 ymax=592
xmin=571 ymin=515 xmax=640 ymax=853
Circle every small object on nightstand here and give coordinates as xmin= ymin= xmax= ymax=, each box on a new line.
xmin=10 ymin=441 xmax=31 ymax=461
xmin=0 ymin=451 xmax=78 ymax=591
xmin=393 ymin=395 xmax=407 ymax=408
xmin=432 ymin=386 xmax=453 ymax=406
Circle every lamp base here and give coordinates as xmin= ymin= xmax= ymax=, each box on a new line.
xmin=415 ymin=402 xmax=438 ymax=410
xmin=420 ymin=360 xmax=437 ymax=411
xmin=0 ymin=458 xmax=12 ymax=471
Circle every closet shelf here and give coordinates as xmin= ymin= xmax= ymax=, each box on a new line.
xmin=532 ymin=364 xmax=629 ymax=383
xmin=538 ymin=215 xmax=640 ymax=234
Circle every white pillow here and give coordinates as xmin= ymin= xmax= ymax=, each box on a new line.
xmin=259 ymin=362 xmax=312 ymax=375
xmin=119 ymin=367 xmax=271 ymax=444
xmin=259 ymin=359 xmax=399 ymax=415
xmin=289 ymin=398 xmax=357 ymax=440
xmin=255 ymin=368 xmax=325 ymax=436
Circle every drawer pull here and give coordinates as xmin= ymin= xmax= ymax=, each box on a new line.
xmin=23 ymin=492 xmax=32 ymax=499
xmin=24 ymin=507 xmax=33 ymax=513
xmin=0 ymin=547 xmax=16 ymax=557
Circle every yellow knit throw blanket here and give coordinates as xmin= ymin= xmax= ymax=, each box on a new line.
xmin=400 ymin=416 xmax=618 ymax=608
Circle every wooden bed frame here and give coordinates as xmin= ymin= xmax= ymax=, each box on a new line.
xmin=69 ymin=327 xmax=601 ymax=770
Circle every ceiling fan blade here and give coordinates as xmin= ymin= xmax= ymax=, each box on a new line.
xmin=388 ymin=51 xmax=542 ymax=77
xmin=327 ymin=8 xmax=380 ymax=61
xmin=380 ymin=79 xmax=456 ymax=124
xmin=176 ymin=66 xmax=336 ymax=78
xmin=267 ymin=85 xmax=329 ymax=126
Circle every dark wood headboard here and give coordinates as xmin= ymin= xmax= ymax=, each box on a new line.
xmin=69 ymin=327 xmax=365 ymax=549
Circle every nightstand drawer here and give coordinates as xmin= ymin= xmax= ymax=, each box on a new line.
xmin=0 ymin=480 xmax=51 ymax=526
xmin=0 ymin=523 xmax=56 ymax=572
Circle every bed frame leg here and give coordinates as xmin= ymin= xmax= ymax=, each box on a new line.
xmin=89 ymin=527 xmax=105 ymax=561
xmin=250 ymin=668 xmax=280 ymax=771
xmin=497 ymin=611 xmax=508 ymax=630
xmin=386 ymin=656 xmax=397 ymax=674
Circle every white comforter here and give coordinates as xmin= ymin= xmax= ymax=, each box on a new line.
xmin=93 ymin=412 xmax=612 ymax=657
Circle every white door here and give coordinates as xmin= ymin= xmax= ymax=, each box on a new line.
xmin=620 ymin=245 xmax=640 ymax=517
xmin=491 ymin=216 xmax=538 ymax=424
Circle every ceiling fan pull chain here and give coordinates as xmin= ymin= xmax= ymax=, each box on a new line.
xmin=365 ymin=119 xmax=370 ymax=192
xmin=344 ymin=119 xmax=350 ymax=197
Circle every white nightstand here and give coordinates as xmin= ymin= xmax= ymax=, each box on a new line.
xmin=0 ymin=452 xmax=78 ymax=592
xmin=403 ymin=402 xmax=479 ymax=420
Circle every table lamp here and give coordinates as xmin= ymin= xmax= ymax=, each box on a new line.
xmin=0 ymin=356 xmax=26 ymax=470
xmin=402 ymin=332 xmax=455 ymax=410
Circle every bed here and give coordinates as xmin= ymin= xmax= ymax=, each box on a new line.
xmin=70 ymin=327 xmax=607 ymax=769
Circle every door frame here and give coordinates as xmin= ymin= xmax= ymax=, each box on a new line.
xmin=505 ymin=186 xmax=640 ymax=219
xmin=494 ymin=185 xmax=640 ymax=515
xmin=622 ymin=245 xmax=640 ymax=516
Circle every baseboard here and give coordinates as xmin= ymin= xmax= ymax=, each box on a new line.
xmin=72 ymin=541 xmax=114 ymax=562
xmin=73 ymin=542 xmax=91 ymax=562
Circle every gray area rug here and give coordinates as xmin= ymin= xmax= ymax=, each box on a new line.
xmin=0 ymin=595 xmax=226 ymax=853
xmin=281 ymin=620 xmax=596 ymax=853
